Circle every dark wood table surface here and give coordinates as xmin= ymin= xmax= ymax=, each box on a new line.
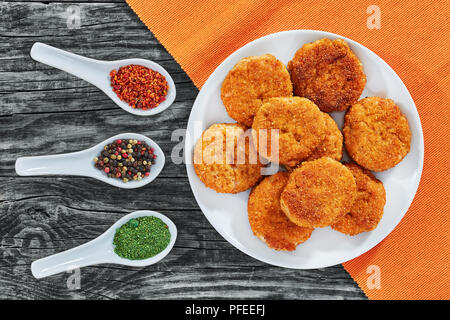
xmin=0 ymin=0 xmax=366 ymax=299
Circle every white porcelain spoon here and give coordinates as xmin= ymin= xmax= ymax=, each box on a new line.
xmin=30 ymin=42 xmax=176 ymax=116
xmin=31 ymin=210 xmax=177 ymax=279
xmin=15 ymin=133 xmax=165 ymax=189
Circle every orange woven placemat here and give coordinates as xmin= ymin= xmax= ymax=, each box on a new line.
xmin=126 ymin=0 xmax=450 ymax=299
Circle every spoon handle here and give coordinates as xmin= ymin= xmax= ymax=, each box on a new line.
xmin=30 ymin=42 xmax=109 ymax=86
xmin=31 ymin=238 xmax=112 ymax=279
xmin=15 ymin=152 xmax=89 ymax=176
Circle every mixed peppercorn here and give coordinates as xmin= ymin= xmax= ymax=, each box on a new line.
xmin=110 ymin=64 xmax=169 ymax=110
xmin=94 ymin=139 xmax=156 ymax=183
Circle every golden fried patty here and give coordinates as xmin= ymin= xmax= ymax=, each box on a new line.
xmin=332 ymin=163 xmax=386 ymax=235
xmin=280 ymin=157 xmax=357 ymax=228
xmin=306 ymin=113 xmax=343 ymax=161
xmin=252 ymin=97 xmax=326 ymax=167
xmin=193 ymin=123 xmax=262 ymax=193
xmin=248 ymin=172 xmax=314 ymax=251
xmin=221 ymin=54 xmax=293 ymax=126
xmin=343 ymin=97 xmax=411 ymax=171
xmin=288 ymin=38 xmax=366 ymax=113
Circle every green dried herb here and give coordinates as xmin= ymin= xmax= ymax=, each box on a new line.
xmin=113 ymin=216 xmax=171 ymax=260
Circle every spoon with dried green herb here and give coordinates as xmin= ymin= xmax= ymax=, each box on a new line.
xmin=31 ymin=211 xmax=177 ymax=279
xmin=113 ymin=216 xmax=171 ymax=260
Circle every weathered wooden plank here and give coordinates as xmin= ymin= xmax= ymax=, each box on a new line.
xmin=0 ymin=1 xmax=367 ymax=300
xmin=0 ymin=102 xmax=191 ymax=177
xmin=0 ymin=2 xmax=198 ymax=116
xmin=1 ymin=177 xmax=198 ymax=210
xmin=0 ymin=2 xmax=176 ymax=64
xmin=0 ymin=2 xmax=194 ymax=176
xmin=0 ymin=81 xmax=196 ymax=116
xmin=5 ymin=0 xmax=123 ymax=3
xmin=0 ymin=199 xmax=365 ymax=299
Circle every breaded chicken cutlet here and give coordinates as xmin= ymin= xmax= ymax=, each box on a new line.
xmin=251 ymin=97 xmax=327 ymax=167
xmin=332 ymin=163 xmax=386 ymax=235
xmin=288 ymin=38 xmax=366 ymax=113
xmin=306 ymin=113 xmax=343 ymax=161
xmin=193 ymin=123 xmax=262 ymax=193
xmin=283 ymin=113 xmax=343 ymax=171
xmin=221 ymin=54 xmax=293 ymax=127
xmin=280 ymin=157 xmax=357 ymax=228
xmin=343 ymin=97 xmax=411 ymax=171
xmin=248 ymin=172 xmax=314 ymax=251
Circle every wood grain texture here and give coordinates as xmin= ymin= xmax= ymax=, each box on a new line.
xmin=0 ymin=1 xmax=366 ymax=299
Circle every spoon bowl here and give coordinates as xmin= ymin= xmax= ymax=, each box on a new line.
xmin=15 ymin=133 xmax=165 ymax=189
xmin=31 ymin=210 xmax=177 ymax=279
xmin=30 ymin=42 xmax=176 ymax=116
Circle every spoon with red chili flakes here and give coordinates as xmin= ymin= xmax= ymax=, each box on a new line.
xmin=110 ymin=65 xmax=169 ymax=110
xmin=30 ymin=42 xmax=176 ymax=116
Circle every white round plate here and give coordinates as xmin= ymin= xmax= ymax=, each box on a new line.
xmin=185 ymin=30 xmax=424 ymax=269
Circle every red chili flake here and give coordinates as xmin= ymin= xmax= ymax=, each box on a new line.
xmin=110 ymin=65 xmax=169 ymax=110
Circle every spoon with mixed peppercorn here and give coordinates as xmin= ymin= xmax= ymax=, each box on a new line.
xmin=30 ymin=42 xmax=176 ymax=116
xmin=31 ymin=210 xmax=177 ymax=279
xmin=15 ymin=133 xmax=165 ymax=189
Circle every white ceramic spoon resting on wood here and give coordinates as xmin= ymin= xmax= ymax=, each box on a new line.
xmin=15 ymin=133 xmax=165 ymax=189
xmin=31 ymin=210 xmax=177 ymax=279
xmin=30 ymin=42 xmax=176 ymax=116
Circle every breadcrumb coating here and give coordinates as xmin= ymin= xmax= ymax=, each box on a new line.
xmin=280 ymin=157 xmax=357 ymax=228
xmin=194 ymin=123 xmax=262 ymax=193
xmin=288 ymin=38 xmax=366 ymax=112
xmin=332 ymin=163 xmax=386 ymax=235
xmin=252 ymin=97 xmax=327 ymax=167
xmin=343 ymin=97 xmax=411 ymax=171
xmin=221 ymin=54 xmax=293 ymax=126
xmin=306 ymin=113 xmax=343 ymax=161
xmin=248 ymin=172 xmax=314 ymax=251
